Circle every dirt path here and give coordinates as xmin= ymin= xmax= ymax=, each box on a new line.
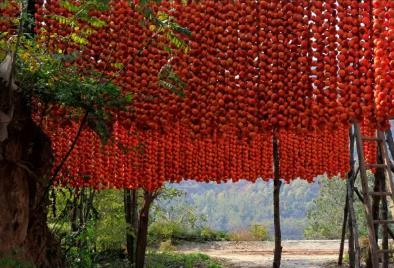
xmin=176 ymin=240 xmax=345 ymax=268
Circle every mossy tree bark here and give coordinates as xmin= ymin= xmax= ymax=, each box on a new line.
xmin=0 ymin=91 xmax=63 ymax=267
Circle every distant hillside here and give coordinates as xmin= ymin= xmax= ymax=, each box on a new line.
xmin=167 ymin=178 xmax=325 ymax=239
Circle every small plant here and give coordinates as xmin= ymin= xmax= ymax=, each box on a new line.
xmin=148 ymin=221 xmax=186 ymax=244
xmin=159 ymin=240 xmax=176 ymax=252
xmin=250 ymin=224 xmax=270 ymax=241
xmin=228 ymin=224 xmax=270 ymax=241
xmin=359 ymin=236 xmax=370 ymax=263
xmin=64 ymin=222 xmax=97 ymax=268
xmin=0 ymin=256 xmax=35 ymax=268
xmin=200 ymin=227 xmax=229 ymax=241
xmin=145 ymin=252 xmax=222 ymax=268
xmin=228 ymin=228 xmax=255 ymax=241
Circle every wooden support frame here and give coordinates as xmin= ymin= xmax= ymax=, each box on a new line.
xmin=378 ymin=131 xmax=394 ymax=217
xmin=338 ymin=190 xmax=349 ymax=266
xmin=348 ymin=170 xmax=361 ymax=268
xmin=341 ymin=123 xmax=394 ymax=268
xmin=385 ymin=129 xmax=394 ymax=160
xmin=339 ymin=127 xmax=361 ymax=267
xmin=354 ymin=123 xmax=379 ymax=268
xmin=380 ymin=175 xmax=389 ymax=268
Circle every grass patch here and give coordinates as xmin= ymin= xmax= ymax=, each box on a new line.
xmin=145 ymin=252 xmax=222 ymax=268
xmin=148 ymin=221 xmax=229 ymax=245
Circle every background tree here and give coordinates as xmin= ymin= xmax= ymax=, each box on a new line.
xmin=304 ymin=176 xmax=368 ymax=239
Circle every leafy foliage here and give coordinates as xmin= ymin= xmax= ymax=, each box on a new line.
xmin=17 ymin=44 xmax=131 ymax=141
xmin=250 ymin=224 xmax=270 ymax=241
xmin=148 ymin=221 xmax=228 ymax=245
xmin=304 ymin=176 xmax=369 ymax=239
xmin=0 ymin=0 xmax=190 ymax=142
xmin=158 ymin=64 xmax=187 ymax=97
xmin=64 ymin=221 xmax=97 ymax=268
xmin=94 ymin=190 xmax=127 ymax=251
xmin=0 ymin=255 xmax=35 ymax=268
xmin=47 ymin=185 xmax=226 ymax=267
xmin=148 ymin=186 xmax=223 ymax=244
xmin=227 ymin=224 xmax=270 ymax=241
xmin=168 ymin=179 xmax=320 ymax=239
xmin=145 ymin=252 xmax=222 ymax=268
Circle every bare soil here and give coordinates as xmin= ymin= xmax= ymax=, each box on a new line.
xmin=176 ymin=240 xmax=346 ymax=268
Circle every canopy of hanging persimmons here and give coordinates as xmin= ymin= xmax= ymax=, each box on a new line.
xmin=1 ymin=0 xmax=392 ymax=190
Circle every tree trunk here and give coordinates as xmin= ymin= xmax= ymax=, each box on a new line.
xmin=124 ymin=189 xmax=138 ymax=264
xmin=0 ymin=92 xmax=63 ymax=267
xmin=135 ymin=190 xmax=155 ymax=268
xmin=273 ymin=136 xmax=282 ymax=268
xmin=71 ymin=189 xmax=80 ymax=232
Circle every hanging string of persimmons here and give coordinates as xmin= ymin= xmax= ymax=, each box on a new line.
xmin=1 ymin=0 xmax=392 ymax=190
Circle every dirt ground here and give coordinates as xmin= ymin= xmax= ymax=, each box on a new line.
xmin=176 ymin=240 xmax=346 ymax=268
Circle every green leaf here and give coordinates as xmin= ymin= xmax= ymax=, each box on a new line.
xmin=87 ymin=17 xmax=107 ymax=28
xmin=52 ymin=15 xmax=79 ymax=28
xmin=60 ymin=1 xmax=80 ymax=13
xmin=70 ymin=33 xmax=89 ymax=45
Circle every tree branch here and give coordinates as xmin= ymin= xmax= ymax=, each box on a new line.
xmin=48 ymin=111 xmax=89 ymax=186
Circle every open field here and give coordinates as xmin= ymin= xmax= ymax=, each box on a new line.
xmin=176 ymin=240 xmax=346 ymax=268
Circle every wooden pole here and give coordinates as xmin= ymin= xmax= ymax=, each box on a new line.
xmin=385 ymin=129 xmax=394 ymax=160
xmin=273 ymin=136 xmax=282 ymax=268
xmin=354 ymin=123 xmax=379 ymax=268
xmin=348 ymin=171 xmax=361 ymax=268
xmin=340 ymin=128 xmax=355 ymax=265
xmin=371 ymin=172 xmax=382 ymax=243
xmin=338 ymin=192 xmax=349 ymax=266
xmin=366 ymin=148 xmax=385 ymax=268
xmin=344 ymin=127 xmax=360 ymax=267
xmin=381 ymin=176 xmax=389 ymax=268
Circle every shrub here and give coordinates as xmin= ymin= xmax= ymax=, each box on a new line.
xmin=228 ymin=224 xmax=269 ymax=241
xmin=149 ymin=221 xmax=229 ymax=244
xmin=200 ymin=227 xmax=228 ymax=241
xmin=359 ymin=235 xmax=369 ymax=262
xmin=148 ymin=221 xmax=187 ymax=244
xmin=228 ymin=228 xmax=255 ymax=241
xmin=200 ymin=227 xmax=215 ymax=240
xmin=250 ymin=224 xmax=270 ymax=240
xmin=159 ymin=240 xmax=176 ymax=252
